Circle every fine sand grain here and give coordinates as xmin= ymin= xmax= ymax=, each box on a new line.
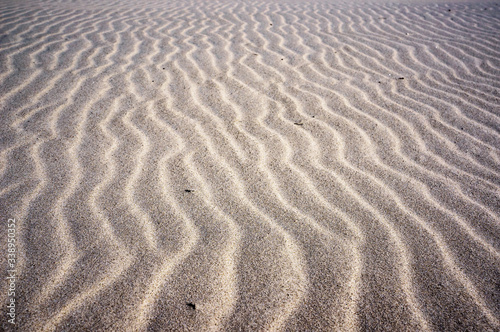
xmin=1 ymin=0 xmax=499 ymax=331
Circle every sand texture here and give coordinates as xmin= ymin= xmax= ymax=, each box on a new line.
xmin=1 ymin=0 xmax=500 ymax=331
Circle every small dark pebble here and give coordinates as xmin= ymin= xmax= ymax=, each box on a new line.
xmin=152 ymin=81 xmax=154 ymax=82
xmin=254 ymin=53 xmax=258 ymax=55
xmin=186 ymin=302 xmax=196 ymax=310
xmin=448 ymin=9 xmax=451 ymax=12
xmin=270 ymin=23 xmax=273 ymax=26
xmin=294 ymin=122 xmax=303 ymax=126
xmin=163 ymin=68 xmax=165 ymax=70
xmin=378 ymin=81 xmax=381 ymax=83
xmin=281 ymin=58 xmax=284 ymax=60
xmin=185 ymin=189 xmax=194 ymax=193
xmin=311 ymin=115 xmax=315 ymax=118
xmin=398 ymin=77 xmax=404 ymax=80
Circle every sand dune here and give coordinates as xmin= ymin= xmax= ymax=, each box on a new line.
xmin=1 ymin=0 xmax=499 ymax=330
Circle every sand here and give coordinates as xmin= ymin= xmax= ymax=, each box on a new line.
xmin=0 ymin=0 xmax=499 ymax=330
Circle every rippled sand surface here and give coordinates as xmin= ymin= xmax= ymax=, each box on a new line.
xmin=1 ymin=0 xmax=499 ymax=330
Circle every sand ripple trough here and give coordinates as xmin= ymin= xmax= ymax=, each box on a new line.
xmin=1 ymin=0 xmax=499 ymax=331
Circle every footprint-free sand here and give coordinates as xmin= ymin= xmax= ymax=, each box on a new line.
xmin=1 ymin=0 xmax=499 ymax=330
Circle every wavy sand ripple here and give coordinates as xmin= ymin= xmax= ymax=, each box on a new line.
xmin=1 ymin=1 xmax=499 ymax=331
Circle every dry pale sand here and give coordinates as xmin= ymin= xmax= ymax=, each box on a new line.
xmin=0 ymin=0 xmax=499 ymax=331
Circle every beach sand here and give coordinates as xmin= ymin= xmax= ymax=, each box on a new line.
xmin=1 ymin=0 xmax=499 ymax=330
